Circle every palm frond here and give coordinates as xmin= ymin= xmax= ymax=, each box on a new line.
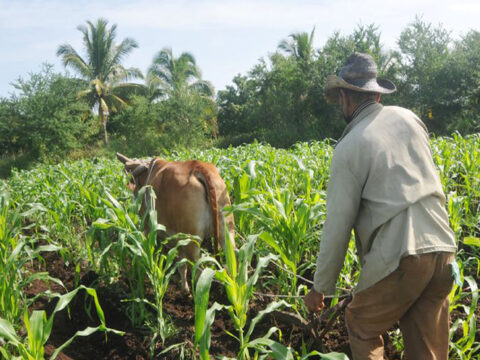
xmin=99 ymin=97 xmax=109 ymax=114
xmin=189 ymin=80 xmax=215 ymax=97
xmin=151 ymin=47 xmax=174 ymax=68
xmin=90 ymin=78 xmax=105 ymax=97
xmin=105 ymin=93 xmax=129 ymax=113
xmin=147 ymin=66 xmax=173 ymax=91
xmin=76 ymin=88 xmax=93 ymax=100
xmin=145 ymin=73 xmax=168 ymax=101
xmin=56 ymin=44 xmax=91 ymax=78
xmin=278 ymin=27 xmax=316 ymax=62
xmin=108 ymin=38 xmax=139 ymax=69
xmin=109 ymin=65 xmax=143 ymax=82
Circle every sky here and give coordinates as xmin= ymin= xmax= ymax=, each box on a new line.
xmin=1 ymin=0 xmax=480 ymax=97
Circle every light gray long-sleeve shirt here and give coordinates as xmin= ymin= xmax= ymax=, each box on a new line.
xmin=313 ymin=102 xmax=456 ymax=295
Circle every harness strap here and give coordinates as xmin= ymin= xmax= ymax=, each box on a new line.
xmin=143 ymin=158 xmax=158 ymax=209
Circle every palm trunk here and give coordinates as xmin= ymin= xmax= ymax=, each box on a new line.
xmin=99 ymin=104 xmax=108 ymax=145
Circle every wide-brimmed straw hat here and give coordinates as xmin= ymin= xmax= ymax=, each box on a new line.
xmin=324 ymin=52 xmax=396 ymax=104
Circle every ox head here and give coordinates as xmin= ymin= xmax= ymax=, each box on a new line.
xmin=116 ymin=153 xmax=150 ymax=196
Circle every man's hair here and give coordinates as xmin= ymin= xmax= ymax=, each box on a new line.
xmin=341 ymin=88 xmax=379 ymax=105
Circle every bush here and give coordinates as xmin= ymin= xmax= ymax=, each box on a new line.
xmin=0 ymin=64 xmax=96 ymax=162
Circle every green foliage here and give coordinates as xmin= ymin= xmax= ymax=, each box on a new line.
xmin=0 ymin=192 xmax=62 ymax=326
xmin=193 ymin=233 xmax=290 ymax=360
xmin=0 ymin=186 xmax=122 ymax=358
xmin=144 ymin=47 xmax=218 ymax=148
xmin=217 ymin=24 xmax=393 ymax=147
xmin=0 ymin=286 xmax=123 ymax=360
xmin=88 ymin=186 xmax=193 ymax=344
xmin=157 ymin=93 xmax=218 ymax=148
xmin=1 ymin=136 xmax=479 ymax=357
xmin=57 ymin=18 xmax=144 ymax=144
xmin=218 ymin=20 xmax=480 ymax=146
xmin=147 ymin=47 xmax=214 ymax=100
xmin=3 ymin=16 xmax=480 ymax=175
xmin=449 ymin=258 xmax=480 ymax=358
xmin=108 ymin=95 xmax=166 ymax=156
xmin=0 ymin=64 xmax=95 ymax=163
xmin=108 ymin=92 xmax=217 ymax=155
xmin=395 ymin=16 xmax=456 ymax=134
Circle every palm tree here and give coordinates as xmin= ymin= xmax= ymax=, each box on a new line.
xmin=57 ymin=18 xmax=143 ymax=144
xmin=147 ymin=47 xmax=214 ymax=100
xmin=278 ymin=27 xmax=316 ymax=64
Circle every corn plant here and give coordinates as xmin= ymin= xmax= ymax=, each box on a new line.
xmin=449 ymin=257 xmax=480 ymax=359
xmin=0 ymin=192 xmax=61 ymax=325
xmin=193 ymin=233 xmax=291 ymax=359
xmin=0 ymin=285 xmax=123 ymax=360
xmin=89 ymin=186 xmax=192 ymax=343
xmin=3 ymin=135 xmax=480 ymax=358
xmin=231 ymin=184 xmax=324 ymax=298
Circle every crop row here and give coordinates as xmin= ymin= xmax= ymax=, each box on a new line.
xmin=0 ymin=134 xmax=479 ymax=359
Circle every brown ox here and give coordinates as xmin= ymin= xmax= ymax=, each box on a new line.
xmin=117 ymin=153 xmax=235 ymax=293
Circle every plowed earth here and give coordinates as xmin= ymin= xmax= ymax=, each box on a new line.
xmin=24 ymin=250 xmax=408 ymax=359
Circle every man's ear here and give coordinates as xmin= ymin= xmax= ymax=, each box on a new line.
xmin=376 ymin=93 xmax=381 ymax=103
xmin=338 ymin=89 xmax=345 ymax=105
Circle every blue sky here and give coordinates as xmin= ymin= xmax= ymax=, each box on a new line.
xmin=1 ymin=0 xmax=480 ymax=97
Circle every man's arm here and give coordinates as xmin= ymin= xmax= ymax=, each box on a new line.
xmin=312 ymin=150 xmax=362 ymax=296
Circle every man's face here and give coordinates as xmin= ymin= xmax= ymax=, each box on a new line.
xmin=338 ymin=90 xmax=352 ymax=123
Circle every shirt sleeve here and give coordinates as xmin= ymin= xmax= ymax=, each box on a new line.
xmin=313 ymin=150 xmax=362 ymax=295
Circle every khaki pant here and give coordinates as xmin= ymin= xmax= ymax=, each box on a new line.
xmin=345 ymin=252 xmax=454 ymax=360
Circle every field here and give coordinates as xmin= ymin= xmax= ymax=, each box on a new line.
xmin=1 ymin=134 xmax=479 ymax=359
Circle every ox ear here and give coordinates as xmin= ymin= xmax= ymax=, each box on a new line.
xmin=127 ymin=181 xmax=136 ymax=191
xmin=132 ymin=164 xmax=148 ymax=176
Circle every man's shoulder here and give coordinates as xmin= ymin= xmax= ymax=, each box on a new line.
xmin=381 ymin=105 xmax=428 ymax=133
xmin=336 ymin=104 xmax=426 ymax=154
xmin=338 ymin=106 xmax=420 ymax=150
xmin=382 ymin=105 xmax=416 ymax=117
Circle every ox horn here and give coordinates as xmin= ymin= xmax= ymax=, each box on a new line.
xmin=117 ymin=153 xmax=145 ymax=172
xmin=116 ymin=153 xmax=131 ymax=164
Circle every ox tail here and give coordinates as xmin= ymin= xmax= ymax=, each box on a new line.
xmin=192 ymin=163 xmax=220 ymax=256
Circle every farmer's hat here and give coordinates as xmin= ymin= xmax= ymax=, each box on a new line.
xmin=324 ymin=52 xmax=396 ymax=104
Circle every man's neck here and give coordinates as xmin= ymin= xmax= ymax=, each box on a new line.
xmin=346 ymin=100 xmax=377 ymax=123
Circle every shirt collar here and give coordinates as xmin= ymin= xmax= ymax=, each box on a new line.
xmin=336 ymin=101 xmax=382 ymax=145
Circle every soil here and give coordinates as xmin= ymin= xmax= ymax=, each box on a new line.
xmin=26 ymin=249 xmax=474 ymax=359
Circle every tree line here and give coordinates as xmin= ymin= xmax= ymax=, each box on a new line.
xmin=1 ymin=16 xmax=479 ymax=175
xmin=218 ymin=19 xmax=480 ymax=146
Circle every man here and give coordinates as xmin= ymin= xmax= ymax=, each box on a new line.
xmin=304 ymin=52 xmax=457 ymax=359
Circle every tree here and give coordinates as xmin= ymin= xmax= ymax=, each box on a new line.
xmin=146 ymin=48 xmax=217 ymax=142
xmin=395 ymin=17 xmax=453 ymax=133
xmin=447 ymin=30 xmax=480 ymax=133
xmin=217 ymin=74 xmax=260 ymax=138
xmin=57 ymin=18 xmax=143 ymax=144
xmin=278 ymin=28 xmax=316 ymax=66
xmin=0 ymin=64 xmax=94 ymax=161
xmin=147 ymin=47 xmax=213 ymax=100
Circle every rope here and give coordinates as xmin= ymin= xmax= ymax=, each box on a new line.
xmin=252 ymin=291 xmax=351 ymax=300
xmin=142 ymin=158 xmax=158 ymax=209
xmin=271 ymin=260 xmax=314 ymax=285
xmin=232 ymin=232 xmax=353 ymax=299
xmin=256 ymin=259 xmax=352 ymax=299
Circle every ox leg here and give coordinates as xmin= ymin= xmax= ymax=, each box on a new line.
xmin=178 ymin=241 xmax=201 ymax=295
xmin=178 ymin=262 xmax=190 ymax=294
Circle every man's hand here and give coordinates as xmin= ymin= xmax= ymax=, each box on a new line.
xmin=304 ymin=288 xmax=325 ymax=313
